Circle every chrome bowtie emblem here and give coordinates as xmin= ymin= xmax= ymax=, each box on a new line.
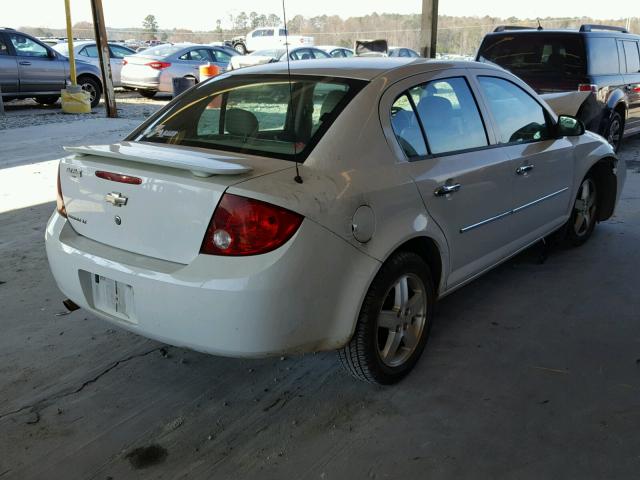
xmin=105 ymin=192 xmax=128 ymax=207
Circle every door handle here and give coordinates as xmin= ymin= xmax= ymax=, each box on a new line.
xmin=516 ymin=164 xmax=534 ymax=175
xmin=434 ymin=183 xmax=461 ymax=196
xmin=19 ymin=61 xmax=31 ymax=66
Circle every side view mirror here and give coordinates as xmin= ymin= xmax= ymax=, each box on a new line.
xmin=556 ymin=115 xmax=585 ymax=137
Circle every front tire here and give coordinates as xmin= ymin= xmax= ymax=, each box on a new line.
xmin=338 ymin=251 xmax=435 ymax=385
xmin=564 ymin=175 xmax=598 ymax=246
xmin=234 ymin=42 xmax=247 ymax=55
xmin=78 ymin=76 xmax=102 ymax=108
xmin=139 ymin=90 xmax=157 ymax=99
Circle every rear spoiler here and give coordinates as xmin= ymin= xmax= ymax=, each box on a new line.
xmin=64 ymin=141 xmax=253 ymax=177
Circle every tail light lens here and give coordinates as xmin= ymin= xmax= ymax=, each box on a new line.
xmin=200 ymin=194 xmax=303 ymax=256
xmin=122 ymin=59 xmax=128 ymax=65
xmin=146 ymin=61 xmax=171 ymax=70
xmin=56 ymin=163 xmax=67 ymax=218
xmin=578 ymin=84 xmax=598 ymax=93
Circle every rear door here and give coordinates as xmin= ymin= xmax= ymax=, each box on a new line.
xmin=473 ymin=73 xmax=574 ymax=246
xmin=7 ymin=32 xmax=65 ymax=93
xmin=177 ymin=48 xmax=213 ymax=80
xmin=382 ymin=70 xmax=519 ymax=287
xmin=0 ymin=33 xmax=19 ymax=94
xmin=620 ymin=39 xmax=640 ymax=133
xmin=209 ymin=48 xmax=232 ymax=70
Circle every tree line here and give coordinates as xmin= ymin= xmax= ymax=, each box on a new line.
xmin=20 ymin=13 xmax=639 ymax=56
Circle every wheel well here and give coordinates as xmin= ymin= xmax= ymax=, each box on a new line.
xmin=395 ymin=237 xmax=443 ymax=294
xmin=588 ymin=157 xmax=617 ymax=221
xmin=77 ymin=74 xmax=102 ymax=90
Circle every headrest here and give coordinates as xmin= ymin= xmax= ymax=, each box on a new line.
xmin=226 ymin=108 xmax=258 ymax=137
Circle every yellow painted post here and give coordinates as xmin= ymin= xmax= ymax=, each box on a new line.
xmin=64 ymin=0 xmax=77 ymax=85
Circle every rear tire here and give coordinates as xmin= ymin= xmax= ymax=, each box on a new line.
xmin=78 ymin=76 xmax=102 ymax=108
xmin=605 ymin=111 xmax=623 ymax=153
xmin=234 ymin=42 xmax=247 ymax=55
xmin=564 ymin=174 xmax=598 ymax=247
xmin=139 ymin=90 xmax=157 ymax=99
xmin=34 ymin=95 xmax=60 ymax=106
xmin=338 ymin=251 xmax=435 ymax=385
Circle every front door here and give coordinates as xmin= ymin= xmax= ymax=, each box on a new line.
xmin=474 ymin=75 xmax=574 ymax=246
xmin=7 ymin=32 xmax=65 ymax=93
xmin=0 ymin=33 xmax=19 ymax=94
xmin=382 ymin=70 xmax=518 ymax=288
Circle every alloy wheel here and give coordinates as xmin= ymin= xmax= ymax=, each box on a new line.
xmin=573 ymin=178 xmax=597 ymax=237
xmin=81 ymin=82 xmax=97 ymax=103
xmin=376 ymin=273 xmax=427 ymax=368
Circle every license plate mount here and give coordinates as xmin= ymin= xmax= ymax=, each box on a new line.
xmin=91 ymin=274 xmax=137 ymax=324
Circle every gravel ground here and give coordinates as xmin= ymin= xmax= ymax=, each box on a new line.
xmin=0 ymin=91 xmax=170 ymax=131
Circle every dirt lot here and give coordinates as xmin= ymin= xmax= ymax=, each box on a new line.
xmin=0 ymin=101 xmax=639 ymax=479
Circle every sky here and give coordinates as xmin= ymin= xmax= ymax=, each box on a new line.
xmin=5 ymin=0 xmax=629 ymax=31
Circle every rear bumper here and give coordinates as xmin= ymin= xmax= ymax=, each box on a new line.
xmin=45 ymin=212 xmax=379 ymax=358
xmin=121 ymin=80 xmax=160 ymax=91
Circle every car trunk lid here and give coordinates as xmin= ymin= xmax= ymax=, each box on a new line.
xmin=59 ymin=141 xmax=291 ymax=264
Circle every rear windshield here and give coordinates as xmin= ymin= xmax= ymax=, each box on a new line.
xmin=478 ymin=34 xmax=586 ymax=77
xmin=131 ymin=75 xmax=366 ymax=162
xmin=138 ymin=44 xmax=184 ymax=57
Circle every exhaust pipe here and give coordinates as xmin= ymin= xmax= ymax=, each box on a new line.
xmin=62 ymin=298 xmax=81 ymax=312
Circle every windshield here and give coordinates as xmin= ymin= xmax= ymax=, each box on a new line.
xmin=478 ymin=34 xmax=586 ymax=77
xmin=131 ymin=75 xmax=366 ymax=162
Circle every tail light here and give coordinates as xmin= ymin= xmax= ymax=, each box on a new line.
xmin=200 ymin=194 xmax=303 ymax=256
xmin=146 ymin=61 xmax=171 ymax=70
xmin=56 ymin=163 xmax=67 ymax=218
xmin=122 ymin=59 xmax=128 ymax=65
xmin=578 ymin=84 xmax=598 ymax=93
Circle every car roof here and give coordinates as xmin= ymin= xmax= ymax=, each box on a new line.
xmin=484 ymin=29 xmax=640 ymax=39
xmin=226 ymin=57 xmax=492 ymax=81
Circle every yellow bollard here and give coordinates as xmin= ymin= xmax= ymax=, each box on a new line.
xmin=61 ymin=0 xmax=91 ymax=113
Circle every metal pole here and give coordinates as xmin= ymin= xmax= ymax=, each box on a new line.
xmin=420 ymin=0 xmax=439 ymax=58
xmin=89 ymin=0 xmax=117 ymax=117
xmin=0 ymin=85 xmax=5 ymax=116
xmin=63 ymin=0 xmax=77 ymax=85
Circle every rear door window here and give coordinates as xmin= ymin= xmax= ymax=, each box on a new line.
xmin=623 ymin=41 xmax=640 ymax=74
xmin=587 ymin=37 xmax=620 ymax=74
xmin=0 ymin=36 xmax=9 ymax=55
xmin=390 ymin=77 xmax=488 ymax=158
xmin=478 ymin=76 xmax=550 ymax=144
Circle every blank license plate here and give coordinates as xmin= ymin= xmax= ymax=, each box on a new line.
xmin=91 ymin=274 xmax=137 ymax=323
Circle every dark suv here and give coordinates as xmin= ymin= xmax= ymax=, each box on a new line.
xmin=0 ymin=27 xmax=103 ymax=107
xmin=477 ymin=24 xmax=640 ymax=151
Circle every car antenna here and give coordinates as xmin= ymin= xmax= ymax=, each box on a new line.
xmin=282 ymin=0 xmax=303 ymax=184
xmin=537 ymin=18 xmax=543 ymax=31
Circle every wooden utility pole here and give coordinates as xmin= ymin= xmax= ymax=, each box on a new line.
xmin=89 ymin=0 xmax=117 ymax=117
xmin=420 ymin=0 xmax=439 ymax=58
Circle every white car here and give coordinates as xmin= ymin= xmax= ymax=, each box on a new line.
xmin=46 ymin=58 xmax=625 ymax=384
xmin=53 ymin=41 xmax=136 ymax=87
xmin=234 ymin=26 xmax=314 ymax=54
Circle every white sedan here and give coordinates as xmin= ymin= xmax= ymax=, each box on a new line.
xmin=46 ymin=58 xmax=625 ymax=384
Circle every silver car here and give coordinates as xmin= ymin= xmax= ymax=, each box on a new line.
xmin=53 ymin=41 xmax=136 ymax=88
xmin=120 ymin=43 xmax=238 ymax=98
